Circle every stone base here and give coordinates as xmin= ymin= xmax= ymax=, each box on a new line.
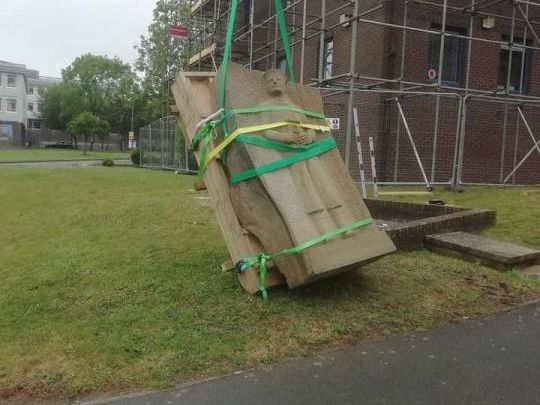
xmin=425 ymin=232 xmax=540 ymax=270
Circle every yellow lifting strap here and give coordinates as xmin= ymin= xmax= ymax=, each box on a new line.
xmin=200 ymin=121 xmax=331 ymax=177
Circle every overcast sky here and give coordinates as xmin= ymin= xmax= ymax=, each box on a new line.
xmin=1 ymin=0 xmax=158 ymax=78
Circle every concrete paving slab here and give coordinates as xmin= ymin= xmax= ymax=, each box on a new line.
xmin=522 ymin=265 xmax=540 ymax=280
xmin=425 ymin=232 xmax=540 ymax=267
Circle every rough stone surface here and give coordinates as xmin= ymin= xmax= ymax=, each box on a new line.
xmin=213 ymin=63 xmax=396 ymax=288
xmin=425 ymin=232 xmax=540 ymax=267
xmin=522 ymin=265 xmax=540 ymax=280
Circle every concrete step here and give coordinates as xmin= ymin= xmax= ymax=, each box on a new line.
xmin=522 ymin=265 xmax=540 ymax=280
xmin=424 ymin=231 xmax=540 ymax=270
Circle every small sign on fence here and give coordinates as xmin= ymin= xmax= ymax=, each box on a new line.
xmin=128 ymin=131 xmax=136 ymax=149
xmin=327 ymin=118 xmax=340 ymax=130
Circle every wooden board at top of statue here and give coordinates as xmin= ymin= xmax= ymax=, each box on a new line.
xmin=211 ymin=63 xmax=396 ymax=288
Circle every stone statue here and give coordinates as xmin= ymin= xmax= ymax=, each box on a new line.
xmin=199 ymin=62 xmax=396 ymax=288
xmin=254 ymin=69 xmax=348 ymax=234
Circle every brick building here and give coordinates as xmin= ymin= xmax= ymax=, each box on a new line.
xmin=189 ymin=0 xmax=540 ymax=185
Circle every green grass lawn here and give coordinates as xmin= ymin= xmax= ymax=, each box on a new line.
xmin=0 ymin=168 xmax=538 ymax=401
xmin=0 ymin=148 xmax=130 ymax=162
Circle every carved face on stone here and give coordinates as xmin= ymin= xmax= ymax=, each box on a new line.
xmin=264 ymin=69 xmax=288 ymax=97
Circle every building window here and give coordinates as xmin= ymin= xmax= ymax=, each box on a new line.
xmin=27 ymin=103 xmax=34 ymax=112
xmin=0 ymin=123 xmax=13 ymax=139
xmin=28 ymin=119 xmax=42 ymax=129
xmin=277 ymin=56 xmax=287 ymax=73
xmin=7 ymin=98 xmax=17 ymax=112
xmin=27 ymin=86 xmax=34 ymax=95
xmin=35 ymin=102 xmax=40 ymax=113
xmin=429 ymin=24 xmax=466 ymax=84
xmin=320 ymin=38 xmax=334 ymax=80
xmin=498 ymin=36 xmax=531 ymax=92
xmin=7 ymin=74 xmax=17 ymax=87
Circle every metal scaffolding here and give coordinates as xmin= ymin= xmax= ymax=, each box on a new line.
xmin=139 ymin=116 xmax=198 ymax=172
xmin=187 ymin=0 xmax=540 ymax=187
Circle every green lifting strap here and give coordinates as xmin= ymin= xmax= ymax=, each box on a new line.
xmin=237 ymin=217 xmax=375 ymax=300
xmin=273 ymin=0 xmax=296 ymax=82
xmin=219 ymin=0 xmax=239 ymax=112
xmin=191 ymin=106 xmax=327 ymax=151
xmin=190 ymin=106 xmax=330 ymax=181
xmin=224 ymin=105 xmax=326 ymax=122
xmin=231 ymin=136 xmax=337 ymax=184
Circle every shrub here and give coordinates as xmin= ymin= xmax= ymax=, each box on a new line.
xmin=102 ymin=158 xmax=114 ymax=167
xmin=131 ymin=148 xmax=141 ymax=165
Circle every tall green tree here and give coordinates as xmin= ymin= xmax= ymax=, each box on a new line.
xmin=67 ymin=112 xmax=110 ymax=152
xmin=40 ymin=83 xmax=88 ymax=147
xmin=63 ymin=54 xmax=138 ymax=135
xmin=41 ymin=53 xmax=147 ymax=149
xmin=135 ymin=0 xmax=192 ymax=121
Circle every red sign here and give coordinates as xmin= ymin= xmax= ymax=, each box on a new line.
xmin=427 ymin=68 xmax=437 ymax=80
xmin=170 ymin=25 xmax=189 ymax=39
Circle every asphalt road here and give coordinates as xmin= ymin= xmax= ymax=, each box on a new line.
xmin=0 ymin=159 xmax=132 ymax=168
xmin=83 ymin=303 xmax=540 ymax=405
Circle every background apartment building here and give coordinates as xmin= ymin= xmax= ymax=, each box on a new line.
xmin=0 ymin=60 xmax=60 ymax=147
xmin=189 ymin=0 xmax=540 ymax=186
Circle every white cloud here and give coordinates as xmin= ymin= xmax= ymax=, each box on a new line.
xmin=1 ymin=0 xmax=157 ymax=77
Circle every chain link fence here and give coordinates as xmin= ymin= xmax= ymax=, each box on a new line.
xmin=461 ymin=98 xmax=540 ymax=186
xmin=139 ymin=116 xmax=198 ymax=172
xmin=325 ymin=90 xmax=540 ymax=189
xmin=139 ymin=98 xmax=540 ymax=186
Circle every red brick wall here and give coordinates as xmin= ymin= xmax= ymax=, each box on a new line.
xmin=244 ymin=0 xmax=540 ymax=184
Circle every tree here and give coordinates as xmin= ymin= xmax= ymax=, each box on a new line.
xmin=63 ymin=54 xmax=133 ymax=117
xmin=40 ymin=53 xmax=147 ymax=149
xmin=67 ymin=112 xmax=110 ymax=152
xmin=40 ymin=83 xmax=87 ymax=147
xmin=135 ymin=0 xmax=193 ymax=121
xmin=93 ymin=116 xmax=111 ymax=150
xmin=62 ymin=54 xmax=142 ymax=137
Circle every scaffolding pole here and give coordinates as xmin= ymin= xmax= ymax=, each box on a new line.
xmin=187 ymin=0 xmax=540 ymax=187
xmin=345 ymin=0 xmax=359 ymax=168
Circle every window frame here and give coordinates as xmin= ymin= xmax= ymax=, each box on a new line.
xmin=7 ymin=74 xmax=17 ymax=88
xmin=319 ymin=37 xmax=334 ymax=81
xmin=498 ymin=36 xmax=531 ymax=93
xmin=277 ymin=55 xmax=288 ymax=73
xmin=6 ymin=98 xmax=17 ymax=112
xmin=429 ymin=24 xmax=466 ymax=86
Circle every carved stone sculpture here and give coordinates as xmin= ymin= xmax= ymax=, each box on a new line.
xmin=211 ymin=63 xmax=396 ymax=288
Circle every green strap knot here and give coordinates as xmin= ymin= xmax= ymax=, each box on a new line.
xmin=236 ymin=218 xmax=375 ymax=301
